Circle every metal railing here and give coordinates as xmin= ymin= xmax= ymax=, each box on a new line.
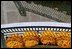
xmin=13 ymin=1 xmax=71 ymax=23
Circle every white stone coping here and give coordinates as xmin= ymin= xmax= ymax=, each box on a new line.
xmin=1 ymin=22 xmax=71 ymax=28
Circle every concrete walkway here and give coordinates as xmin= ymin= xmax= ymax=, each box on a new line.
xmin=1 ymin=1 xmax=71 ymax=24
